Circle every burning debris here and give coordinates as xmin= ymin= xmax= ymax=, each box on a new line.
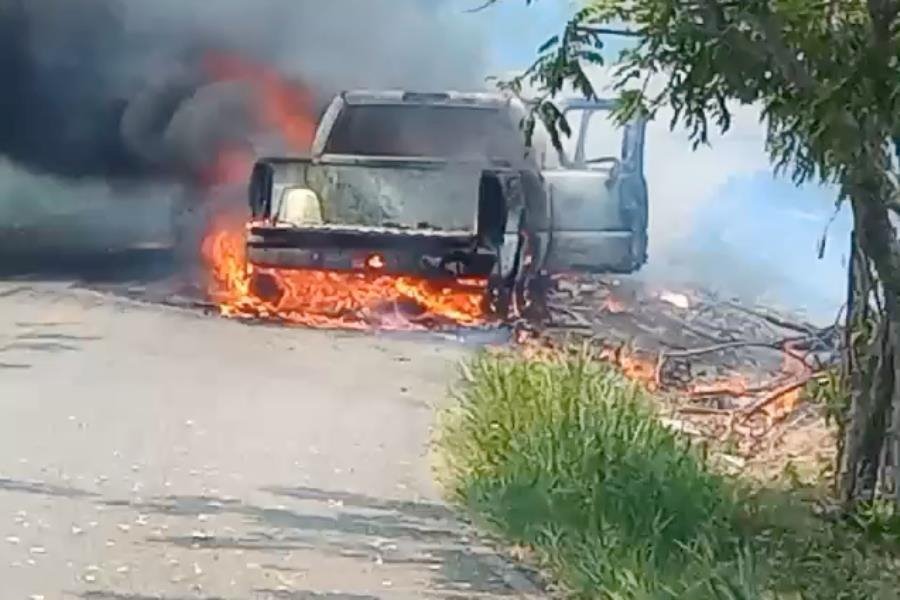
xmin=531 ymin=274 xmax=841 ymax=457
xmin=201 ymin=221 xmax=491 ymax=330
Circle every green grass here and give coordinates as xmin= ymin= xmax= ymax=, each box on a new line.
xmin=435 ymin=350 xmax=900 ymax=599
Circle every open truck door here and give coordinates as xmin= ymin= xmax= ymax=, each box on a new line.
xmin=541 ymin=99 xmax=648 ymax=273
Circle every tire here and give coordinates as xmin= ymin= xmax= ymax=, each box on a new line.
xmin=627 ymin=200 xmax=649 ymax=271
xmin=626 ymin=227 xmax=648 ymax=272
xmin=483 ymin=232 xmax=520 ymax=322
xmin=249 ymin=270 xmax=283 ymax=303
xmin=485 ymin=242 xmax=514 ymax=320
xmin=517 ymin=270 xmax=550 ymax=323
xmin=484 ymin=212 xmax=548 ymax=324
xmin=611 ymin=226 xmax=648 ymax=274
xmin=509 ymin=217 xmax=549 ymax=323
xmin=511 ymin=232 xmax=549 ymax=324
xmin=485 ymin=273 xmax=512 ymax=321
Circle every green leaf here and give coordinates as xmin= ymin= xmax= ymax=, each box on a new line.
xmin=538 ymin=34 xmax=560 ymax=53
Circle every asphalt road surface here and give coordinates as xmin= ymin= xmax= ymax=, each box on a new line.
xmin=0 ymin=279 xmax=536 ymax=600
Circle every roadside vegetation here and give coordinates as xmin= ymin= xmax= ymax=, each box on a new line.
xmin=435 ymin=350 xmax=900 ymax=599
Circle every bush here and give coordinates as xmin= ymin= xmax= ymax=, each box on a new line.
xmin=436 ymin=351 xmax=900 ymax=599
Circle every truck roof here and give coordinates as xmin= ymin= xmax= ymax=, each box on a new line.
xmin=341 ymin=90 xmax=516 ymax=109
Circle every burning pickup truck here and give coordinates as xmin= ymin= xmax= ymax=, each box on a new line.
xmin=239 ymin=90 xmax=648 ymax=322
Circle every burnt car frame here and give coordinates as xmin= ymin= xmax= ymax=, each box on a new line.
xmin=246 ymin=90 xmax=648 ymax=318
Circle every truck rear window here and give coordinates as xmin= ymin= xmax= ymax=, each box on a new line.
xmin=323 ymin=104 xmax=526 ymax=159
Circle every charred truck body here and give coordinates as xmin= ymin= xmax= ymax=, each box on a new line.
xmin=247 ymin=91 xmax=648 ymax=317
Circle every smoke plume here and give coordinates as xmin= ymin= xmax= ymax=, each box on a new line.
xmin=0 ymin=0 xmax=487 ymax=182
xmin=0 ymin=0 xmax=489 ymax=258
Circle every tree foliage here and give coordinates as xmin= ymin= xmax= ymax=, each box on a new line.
xmin=500 ymin=1 xmax=898 ymax=187
xmin=518 ymin=0 xmax=896 ymax=255
xmin=490 ymin=0 xmax=900 ymax=504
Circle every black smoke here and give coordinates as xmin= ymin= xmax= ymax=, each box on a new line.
xmin=0 ymin=0 xmax=488 ymax=183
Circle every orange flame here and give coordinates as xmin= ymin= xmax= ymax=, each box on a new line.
xmin=598 ymin=345 xmax=660 ymax=390
xmin=600 ymin=294 xmax=629 ymax=314
xmin=201 ymin=220 xmax=490 ymax=330
xmin=204 ymin=52 xmax=318 ymax=152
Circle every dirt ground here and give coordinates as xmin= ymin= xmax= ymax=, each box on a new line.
xmin=0 ymin=277 xmax=537 ymax=600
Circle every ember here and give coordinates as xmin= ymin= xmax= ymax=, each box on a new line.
xmin=600 ymin=294 xmax=629 ymax=314
xmin=201 ymin=221 xmax=490 ymax=330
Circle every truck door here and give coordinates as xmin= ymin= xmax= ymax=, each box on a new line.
xmin=541 ymin=99 xmax=648 ymax=273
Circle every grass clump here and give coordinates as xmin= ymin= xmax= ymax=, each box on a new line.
xmin=436 ymin=350 xmax=900 ymax=599
xmin=437 ymin=351 xmax=755 ymax=598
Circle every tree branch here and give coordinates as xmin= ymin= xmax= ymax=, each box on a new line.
xmin=575 ymin=26 xmax=641 ymax=37
xmin=465 ymin=0 xmax=499 ymax=12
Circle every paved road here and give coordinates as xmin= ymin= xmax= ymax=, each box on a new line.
xmin=0 ymin=281 xmax=534 ymax=600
